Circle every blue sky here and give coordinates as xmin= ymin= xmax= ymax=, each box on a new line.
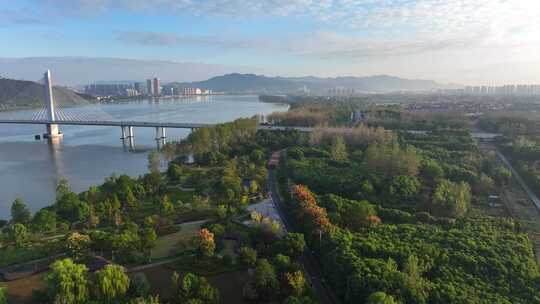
xmin=1 ymin=0 xmax=540 ymax=84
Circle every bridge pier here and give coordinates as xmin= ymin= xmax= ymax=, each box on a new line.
xmin=155 ymin=127 xmax=166 ymax=140
xmin=120 ymin=126 xmax=135 ymax=139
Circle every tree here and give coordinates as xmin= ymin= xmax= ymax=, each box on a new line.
xmin=0 ymin=287 xmax=6 ymax=304
xmin=367 ymin=292 xmax=397 ymax=304
xmin=11 ymin=198 xmax=31 ymax=224
xmin=129 ymin=273 xmax=151 ymax=298
xmin=167 ymin=163 xmax=183 ymax=182
xmin=286 ymin=271 xmax=306 ymax=297
xmin=9 ymin=223 xmax=28 ymax=247
xmin=175 ymin=272 xmax=219 ymax=304
xmin=159 ymin=195 xmax=174 ymax=216
xmin=342 ymin=200 xmax=376 ymax=231
xmin=280 ymin=233 xmax=306 ymax=258
xmin=216 ymin=204 xmax=228 ymax=220
xmin=253 ymin=259 xmax=279 ymax=297
xmin=148 ymin=151 xmax=161 ymax=174
xmin=330 ymin=135 xmax=348 ymax=161
xmin=130 ymin=296 xmax=161 ymax=304
xmin=56 ymin=192 xmax=89 ymax=223
xmin=140 ymin=226 xmax=157 ymax=261
xmin=94 ymin=264 xmax=130 ymax=303
xmin=56 ymin=178 xmax=71 ymax=199
xmin=65 ymin=232 xmax=91 ymax=261
xmin=420 ymin=159 xmax=444 ymax=181
xmin=46 ymin=258 xmax=89 ymax=304
xmin=197 ymin=228 xmax=216 ymax=257
xmin=32 ymin=209 xmax=57 ymax=233
xmin=432 ymin=179 xmax=471 ymax=218
xmin=238 ymin=247 xmax=257 ymax=267
xmin=389 ymin=175 xmax=421 ymax=202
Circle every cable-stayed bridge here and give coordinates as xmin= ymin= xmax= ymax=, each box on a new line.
xmin=0 ymin=70 xmax=215 ymax=142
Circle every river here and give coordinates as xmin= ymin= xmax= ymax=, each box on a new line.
xmin=0 ymin=95 xmax=288 ymax=219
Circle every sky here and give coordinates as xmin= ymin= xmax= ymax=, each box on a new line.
xmin=1 ymin=0 xmax=540 ymax=85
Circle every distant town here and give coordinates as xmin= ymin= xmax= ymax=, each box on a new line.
xmin=84 ymin=77 xmax=218 ymax=100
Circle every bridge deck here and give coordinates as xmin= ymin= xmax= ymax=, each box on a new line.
xmin=0 ymin=120 xmax=212 ymax=129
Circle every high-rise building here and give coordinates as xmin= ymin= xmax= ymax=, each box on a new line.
xmin=147 ymin=79 xmax=153 ymax=96
xmin=153 ymin=78 xmax=160 ymax=97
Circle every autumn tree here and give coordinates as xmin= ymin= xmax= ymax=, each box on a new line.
xmin=197 ymin=228 xmax=216 ymax=257
xmin=286 ymin=271 xmax=306 ymax=297
xmin=65 ymin=232 xmax=91 ymax=261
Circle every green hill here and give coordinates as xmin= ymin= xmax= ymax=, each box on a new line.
xmin=0 ymin=77 xmax=95 ymax=110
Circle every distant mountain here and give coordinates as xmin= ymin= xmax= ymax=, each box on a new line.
xmin=165 ymin=73 xmax=457 ymax=94
xmin=0 ymin=77 xmax=95 ymax=109
xmin=0 ymin=57 xmax=260 ymax=86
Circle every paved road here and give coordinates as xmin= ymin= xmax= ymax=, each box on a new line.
xmin=267 ymin=169 xmax=340 ymax=304
xmin=495 ymin=150 xmax=540 ymax=209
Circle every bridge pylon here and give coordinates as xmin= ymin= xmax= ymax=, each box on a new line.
xmin=43 ymin=70 xmax=63 ymax=139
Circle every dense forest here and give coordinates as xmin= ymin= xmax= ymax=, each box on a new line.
xmin=273 ymin=120 xmax=537 ymax=303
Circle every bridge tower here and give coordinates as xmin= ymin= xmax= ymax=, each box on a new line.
xmin=43 ymin=70 xmax=62 ymax=138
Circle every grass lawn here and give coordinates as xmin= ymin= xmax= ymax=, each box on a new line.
xmin=2 ymin=273 xmax=46 ymax=304
xmin=220 ymin=240 xmax=238 ymax=260
xmin=167 ymin=187 xmax=196 ymax=205
xmin=151 ymin=220 xmax=206 ymax=259
xmin=136 ymin=264 xmax=249 ymax=304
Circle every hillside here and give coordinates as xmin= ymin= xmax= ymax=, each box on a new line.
xmin=0 ymin=77 xmax=94 ymax=109
xmin=164 ymin=73 xmax=457 ymax=94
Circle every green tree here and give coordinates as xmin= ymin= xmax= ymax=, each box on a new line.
xmin=432 ymin=179 xmax=471 ymax=218
xmin=330 ymin=135 xmax=348 ymax=161
xmin=175 ymin=272 xmax=219 ymax=304
xmin=167 ymin=163 xmax=183 ymax=182
xmin=367 ymin=291 xmax=397 ymax=304
xmin=9 ymin=223 xmax=28 ymax=247
xmin=342 ymin=200 xmax=376 ymax=231
xmin=129 ymin=273 xmax=151 ymax=298
xmin=31 ymin=209 xmax=57 ymax=233
xmin=0 ymin=287 xmax=6 ymax=304
xmin=46 ymin=258 xmax=89 ymax=304
xmin=56 ymin=178 xmax=71 ymax=199
xmin=280 ymin=233 xmax=306 ymax=258
xmin=238 ymin=247 xmax=257 ymax=267
xmin=11 ymin=198 xmax=31 ymax=224
xmin=389 ymin=175 xmax=421 ymax=202
xmin=160 ymin=195 xmax=174 ymax=216
xmin=94 ymin=264 xmax=130 ymax=303
xmin=253 ymin=259 xmax=279 ymax=297
xmin=420 ymin=159 xmax=444 ymax=181
xmin=140 ymin=226 xmax=157 ymax=261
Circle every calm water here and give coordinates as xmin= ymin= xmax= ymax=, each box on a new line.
xmin=0 ymin=95 xmax=288 ymax=219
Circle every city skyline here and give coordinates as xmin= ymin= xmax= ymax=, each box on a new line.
xmin=1 ymin=1 xmax=540 ymax=85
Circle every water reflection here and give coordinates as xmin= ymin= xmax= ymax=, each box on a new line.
xmin=48 ymin=137 xmax=64 ymax=186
